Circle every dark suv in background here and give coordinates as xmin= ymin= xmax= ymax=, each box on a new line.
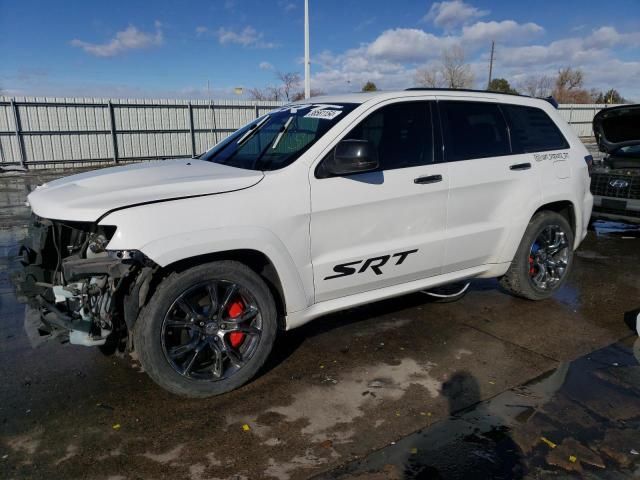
xmin=591 ymin=104 xmax=640 ymax=223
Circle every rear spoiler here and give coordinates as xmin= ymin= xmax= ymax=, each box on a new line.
xmin=541 ymin=96 xmax=559 ymax=109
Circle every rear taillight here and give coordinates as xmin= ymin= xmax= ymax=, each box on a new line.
xmin=584 ymin=155 xmax=593 ymax=177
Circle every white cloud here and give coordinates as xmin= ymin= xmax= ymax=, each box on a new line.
xmin=365 ymin=20 xmax=542 ymax=63
xmin=308 ymin=22 xmax=640 ymax=101
xmin=278 ymin=1 xmax=297 ymax=12
xmin=195 ymin=26 xmax=209 ymax=36
xmin=71 ymin=22 xmax=163 ymax=57
xmin=425 ymin=0 xmax=489 ymax=30
xmin=367 ymin=28 xmax=454 ymax=62
xmin=259 ymin=61 xmax=274 ymax=70
xmin=461 ymin=20 xmax=543 ymax=43
xmin=216 ymin=26 xmax=276 ymax=48
xmin=584 ymin=26 xmax=640 ymax=49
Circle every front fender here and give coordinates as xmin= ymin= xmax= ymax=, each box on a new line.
xmin=105 ymin=223 xmax=311 ymax=315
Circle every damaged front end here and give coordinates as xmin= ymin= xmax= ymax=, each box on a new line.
xmin=13 ymin=216 xmax=155 ymax=351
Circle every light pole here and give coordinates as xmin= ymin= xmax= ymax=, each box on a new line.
xmin=304 ymin=0 xmax=311 ymax=99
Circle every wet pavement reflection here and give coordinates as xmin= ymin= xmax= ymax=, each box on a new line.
xmin=321 ymin=334 xmax=640 ymax=479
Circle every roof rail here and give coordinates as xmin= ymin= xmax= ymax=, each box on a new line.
xmin=405 ymin=87 xmax=527 ymax=98
xmin=541 ymin=96 xmax=559 ymax=109
xmin=404 ymin=88 xmax=560 ymax=108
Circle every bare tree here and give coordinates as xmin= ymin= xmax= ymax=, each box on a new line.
xmin=414 ymin=45 xmax=473 ymax=89
xmin=290 ymin=89 xmax=325 ymax=101
xmin=414 ymin=66 xmax=441 ymax=88
xmin=553 ymin=67 xmax=591 ymax=103
xmin=556 ymin=67 xmax=584 ymax=91
xmin=276 ymin=71 xmax=301 ymax=102
xmin=247 ymin=87 xmax=271 ymax=101
xmin=441 ymin=46 xmax=474 ymax=89
xmin=520 ymin=75 xmax=553 ymax=98
xmin=249 ymin=71 xmax=301 ymax=101
xmin=247 ymin=85 xmax=285 ymax=101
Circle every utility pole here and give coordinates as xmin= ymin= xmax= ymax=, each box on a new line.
xmin=487 ymin=40 xmax=495 ymax=90
xmin=304 ymin=0 xmax=311 ymax=99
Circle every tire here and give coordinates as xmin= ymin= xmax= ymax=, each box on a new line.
xmin=134 ymin=260 xmax=277 ymax=398
xmin=422 ymin=282 xmax=470 ymax=303
xmin=499 ymin=211 xmax=574 ymax=300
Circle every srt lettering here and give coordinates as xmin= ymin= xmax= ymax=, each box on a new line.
xmin=324 ymin=249 xmax=418 ymax=280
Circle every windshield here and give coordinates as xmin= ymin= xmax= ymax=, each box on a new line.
xmin=199 ymin=103 xmax=357 ymax=171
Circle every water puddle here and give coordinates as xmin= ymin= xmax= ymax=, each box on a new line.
xmin=322 ymin=334 xmax=640 ymax=479
xmin=593 ymin=220 xmax=640 ymax=239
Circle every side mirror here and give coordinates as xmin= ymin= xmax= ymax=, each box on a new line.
xmin=324 ymin=139 xmax=379 ymax=176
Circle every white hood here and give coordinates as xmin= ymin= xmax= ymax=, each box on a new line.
xmin=28 ymin=159 xmax=264 ymax=222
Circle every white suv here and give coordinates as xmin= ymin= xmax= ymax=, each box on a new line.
xmin=19 ymin=89 xmax=593 ymax=397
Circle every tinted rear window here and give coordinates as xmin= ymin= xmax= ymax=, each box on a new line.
xmin=440 ymin=101 xmax=510 ymax=162
xmin=501 ymin=104 xmax=569 ymax=153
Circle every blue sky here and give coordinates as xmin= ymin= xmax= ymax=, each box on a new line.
xmin=1 ymin=0 xmax=639 ymax=99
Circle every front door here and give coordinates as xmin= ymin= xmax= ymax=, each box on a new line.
xmin=309 ymin=100 xmax=449 ymax=303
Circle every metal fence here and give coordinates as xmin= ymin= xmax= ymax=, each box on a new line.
xmin=0 ymin=97 xmax=625 ymax=169
xmin=0 ymin=97 xmax=283 ymax=169
xmin=557 ymin=103 xmax=624 ymax=137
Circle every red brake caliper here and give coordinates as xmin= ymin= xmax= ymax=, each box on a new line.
xmin=227 ymin=300 xmax=246 ymax=348
xmin=529 ymin=256 xmax=536 ymax=276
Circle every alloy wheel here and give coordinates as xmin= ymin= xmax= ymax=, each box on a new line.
xmin=160 ymin=280 xmax=262 ymax=381
xmin=528 ymin=225 xmax=570 ymax=290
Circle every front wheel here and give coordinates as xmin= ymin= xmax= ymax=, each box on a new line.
xmin=500 ymin=211 xmax=574 ymax=300
xmin=134 ymin=261 xmax=277 ymax=398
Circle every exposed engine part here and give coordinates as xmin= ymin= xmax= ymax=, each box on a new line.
xmin=87 ymin=233 xmax=109 ymax=258
xmin=13 ymin=216 xmax=155 ymax=352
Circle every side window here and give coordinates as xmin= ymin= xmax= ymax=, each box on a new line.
xmin=343 ymin=101 xmax=434 ymax=171
xmin=501 ymin=104 xmax=569 ymax=153
xmin=440 ymin=101 xmax=510 ymax=162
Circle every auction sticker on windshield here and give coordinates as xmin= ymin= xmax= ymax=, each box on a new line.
xmin=304 ymin=109 xmax=342 ymax=120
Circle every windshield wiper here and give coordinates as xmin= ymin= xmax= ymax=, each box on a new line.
xmin=271 ymin=116 xmax=294 ymax=150
xmin=236 ymin=115 xmax=270 ymax=146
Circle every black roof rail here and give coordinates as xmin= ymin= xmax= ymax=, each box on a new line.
xmin=405 ymin=87 xmax=528 ymax=98
xmin=541 ymin=96 xmax=559 ymax=109
xmin=404 ymin=88 xmax=560 ymax=108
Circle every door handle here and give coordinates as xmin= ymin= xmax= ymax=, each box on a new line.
xmin=510 ymin=162 xmax=531 ymax=171
xmin=414 ymin=174 xmax=443 ymax=184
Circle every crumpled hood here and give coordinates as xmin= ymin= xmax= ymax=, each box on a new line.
xmin=593 ymin=104 xmax=640 ymax=154
xmin=28 ymin=159 xmax=264 ymax=222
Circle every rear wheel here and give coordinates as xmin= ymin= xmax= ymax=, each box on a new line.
xmin=134 ymin=260 xmax=277 ymax=397
xmin=500 ymin=211 xmax=574 ymax=300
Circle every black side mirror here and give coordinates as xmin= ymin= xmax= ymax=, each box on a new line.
xmin=324 ymin=139 xmax=379 ymax=176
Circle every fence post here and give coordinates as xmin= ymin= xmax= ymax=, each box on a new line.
xmin=568 ymin=105 xmax=574 ymax=126
xmin=10 ymin=98 xmax=26 ymax=169
xmin=209 ymin=100 xmax=217 ymax=146
xmin=254 ymin=104 xmax=259 ymax=119
xmin=107 ymin=101 xmax=119 ymax=164
xmin=188 ymin=102 xmax=196 ymax=158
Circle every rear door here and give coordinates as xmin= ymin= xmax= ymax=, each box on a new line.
xmin=309 ymin=100 xmax=449 ymax=303
xmin=438 ymin=99 xmax=541 ymax=273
